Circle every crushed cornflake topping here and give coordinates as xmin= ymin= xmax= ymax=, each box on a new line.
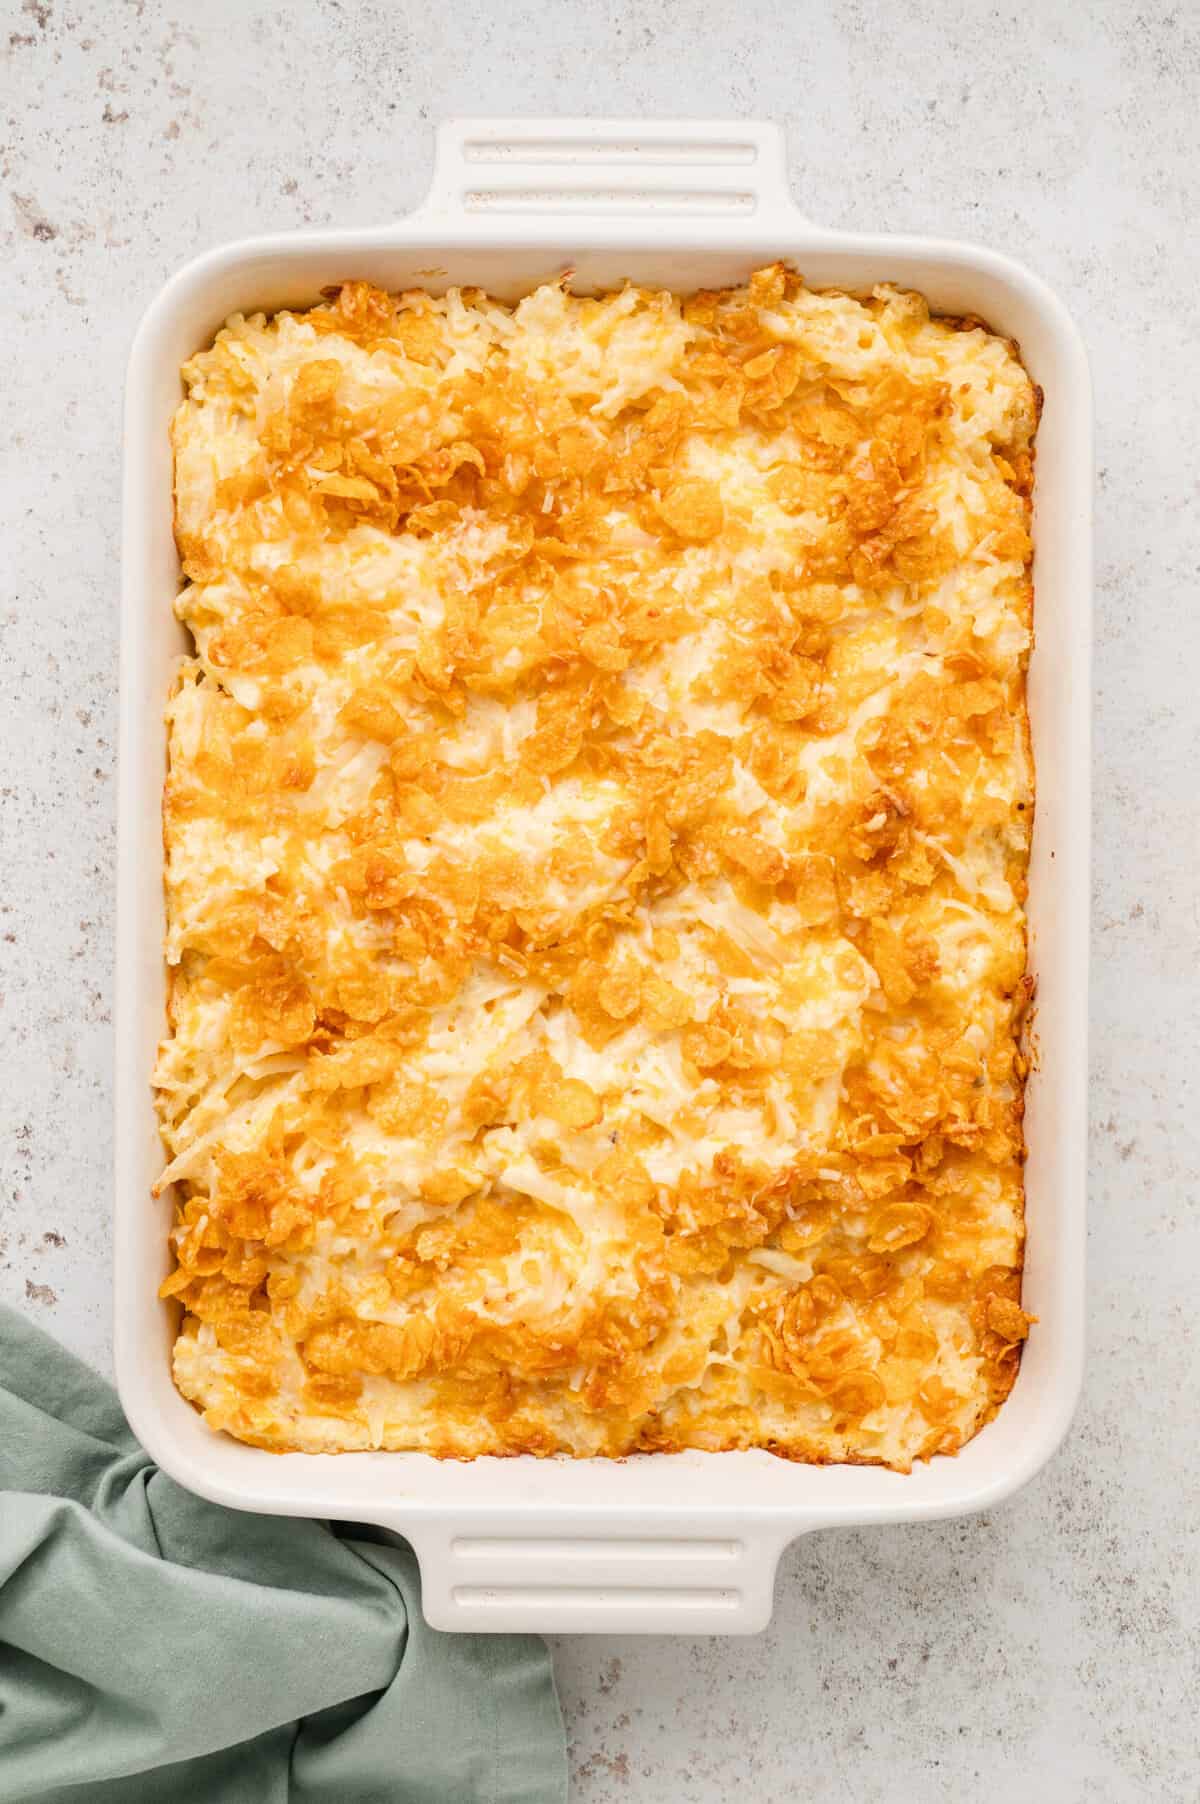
xmin=159 ymin=264 xmax=1037 ymax=1468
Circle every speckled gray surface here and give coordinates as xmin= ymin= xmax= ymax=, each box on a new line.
xmin=2 ymin=0 xmax=1197 ymax=1797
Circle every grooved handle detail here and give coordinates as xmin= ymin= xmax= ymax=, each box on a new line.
xmin=420 ymin=118 xmax=797 ymax=222
xmin=410 ymin=1525 xmax=789 ymax=1635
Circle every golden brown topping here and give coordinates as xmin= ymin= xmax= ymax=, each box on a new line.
xmin=985 ymin=1294 xmax=1033 ymax=1342
xmin=161 ymin=266 xmax=1035 ymax=1466
xmin=654 ymin=479 xmax=725 ymax=542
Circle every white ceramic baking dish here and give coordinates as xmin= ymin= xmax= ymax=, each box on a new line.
xmin=116 ymin=119 xmax=1091 ymax=1635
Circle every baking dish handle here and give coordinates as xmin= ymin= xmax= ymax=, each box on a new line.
xmin=414 ymin=117 xmax=806 ymax=229
xmin=401 ymin=1519 xmax=794 ymax=1635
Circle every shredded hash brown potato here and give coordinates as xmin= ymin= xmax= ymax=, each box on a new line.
xmin=158 ymin=265 xmax=1037 ymax=1467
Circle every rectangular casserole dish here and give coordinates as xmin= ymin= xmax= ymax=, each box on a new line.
xmin=116 ymin=118 xmax=1091 ymax=1635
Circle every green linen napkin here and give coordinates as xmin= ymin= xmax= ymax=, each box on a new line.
xmin=0 ymin=1305 xmax=566 ymax=1803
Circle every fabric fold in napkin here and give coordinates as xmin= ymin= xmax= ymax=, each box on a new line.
xmin=0 ymin=1305 xmax=566 ymax=1803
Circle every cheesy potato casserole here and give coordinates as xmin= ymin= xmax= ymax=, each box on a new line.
xmin=158 ymin=265 xmax=1037 ymax=1468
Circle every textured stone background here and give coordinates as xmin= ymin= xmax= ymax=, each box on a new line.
xmin=2 ymin=1 xmax=1197 ymax=1797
